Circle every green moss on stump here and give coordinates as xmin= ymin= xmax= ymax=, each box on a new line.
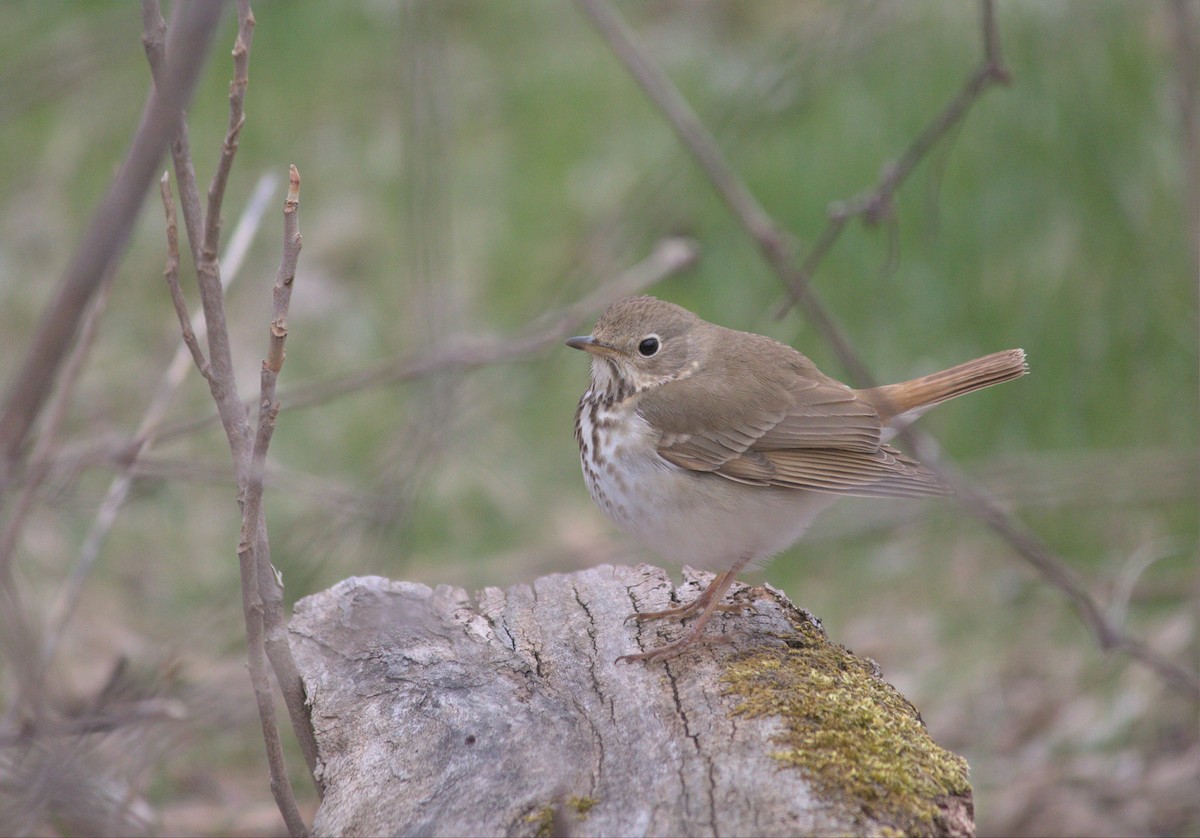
xmin=526 ymin=805 xmax=554 ymax=838
xmin=525 ymin=795 xmax=598 ymax=838
xmin=722 ymin=616 xmax=970 ymax=835
xmin=568 ymin=795 xmax=598 ymax=818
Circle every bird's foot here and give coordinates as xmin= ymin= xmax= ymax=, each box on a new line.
xmin=615 ymin=627 xmax=734 ymax=664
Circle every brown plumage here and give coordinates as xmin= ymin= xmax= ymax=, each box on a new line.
xmin=567 ymin=295 xmax=1028 ymax=663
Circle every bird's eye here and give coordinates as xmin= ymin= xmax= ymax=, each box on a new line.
xmin=637 ymin=336 xmax=660 ymax=357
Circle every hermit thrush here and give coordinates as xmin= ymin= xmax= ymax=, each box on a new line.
xmin=567 ymin=295 xmax=1027 ymax=664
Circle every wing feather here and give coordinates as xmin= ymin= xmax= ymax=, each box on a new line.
xmin=641 ymin=330 xmax=943 ymax=498
xmin=756 ymin=446 xmax=945 ymax=497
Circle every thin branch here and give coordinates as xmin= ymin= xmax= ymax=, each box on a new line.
xmin=36 ymin=174 xmax=277 ymax=678
xmin=90 ymin=235 xmax=698 ymax=446
xmin=141 ymin=1 xmax=204 ymax=269
xmin=159 ymin=173 xmax=211 ymax=379
xmin=980 ymin=0 xmax=1009 ymax=77
xmin=250 ymin=166 xmax=321 ymax=791
xmin=0 ymin=267 xmax=117 ymax=723
xmin=0 ymin=0 xmax=225 ymax=492
xmin=574 ymin=0 xmax=874 ymax=387
xmin=235 ymin=395 xmax=304 ymax=837
xmin=931 ymin=454 xmax=1199 ymax=698
xmin=233 ymin=165 xmax=308 ymax=835
xmin=145 ymin=1 xmax=315 ymax=829
xmin=204 ymin=0 xmax=255 ymax=263
xmin=572 ymin=0 xmax=783 ymax=258
xmin=579 ymin=0 xmax=1199 ymax=701
xmin=142 ymin=0 xmax=254 ymax=477
xmin=830 ymin=1 xmax=1009 ymax=224
xmin=777 ymin=0 xmax=1010 ymax=316
xmin=0 ymin=699 xmax=187 ymax=748
xmin=265 ymin=167 xmax=300 ymax=378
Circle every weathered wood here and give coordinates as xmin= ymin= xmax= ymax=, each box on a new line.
xmin=289 ymin=565 xmax=973 ymax=837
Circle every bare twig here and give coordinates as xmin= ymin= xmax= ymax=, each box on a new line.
xmin=233 ymin=165 xmax=305 ymax=836
xmin=777 ymin=0 xmax=1010 ymax=316
xmin=826 ymin=0 xmax=1009 ymax=224
xmin=143 ymin=0 xmax=254 ymax=476
xmin=0 ymin=700 xmax=187 ymax=748
xmin=930 ymin=454 xmax=1199 ymax=698
xmin=145 ymin=1 xmax=316 ymax=829
xmin=576 ymin=3 xmax=782 ymax=252
xmin=14 ymin=236 xmax=699 ymax=510
xmin=265 ymin=168 xmax=300 ymax=378
xmin=235 ymin=396 xmax=303 ymax=836
xmin=278 ymin=235 xmax=698 ymax=412
xmin=579 ymin=0 xmax=1200 ymax=700
xmin=36 ymin=174 xmax=276 ymax=678
xmin=574 ymin=0 xmax=873 ymax=386
xmin=249 ymin=167 xmax=321 ymax=796
xmin=159 ymin=174 xmax=210 ymax=378
xmin=204 ymin=0 xmax=255 ymax=263
xmin=141 ymin=1 xmax=203 ymax=271
xmin=0 ymin=0 xmax=225 ymax=492
xmin=0 ymin=268 xmax=117 ymax=722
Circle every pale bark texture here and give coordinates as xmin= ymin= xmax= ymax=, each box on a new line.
xmin=289 ymin=566 xmax=974 ymax=837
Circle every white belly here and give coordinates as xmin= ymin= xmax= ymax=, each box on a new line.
xmin=577 ymin=395 xmax=838 ymax=572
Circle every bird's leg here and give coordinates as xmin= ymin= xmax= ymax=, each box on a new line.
xmin=617 ymin=560 xmax=752 ymax=664
xmin=624 ymin=568 xmax=735 ymax=624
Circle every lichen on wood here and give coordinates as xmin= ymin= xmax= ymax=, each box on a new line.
xmin=723 ymin=616 xmax=971 ymax=836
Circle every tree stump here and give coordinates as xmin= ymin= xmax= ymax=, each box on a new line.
xmin=289 ymin=565 xmax=974 ymax=837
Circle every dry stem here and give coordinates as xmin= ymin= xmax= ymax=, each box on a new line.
xmin=159 ymin=173 xmax=211 ymax=379
xmin=777 ymin=0 xmax=1010 ymax=317
xmin=0 ymin=0 xmax=224 ymax=491
xmin=143 ymin=0 xmax=254 ymax=475
xmin=233 ymin=165 xmax=305 ymax=836
xmin=574 ymin=0 xmax=873 ymax=386
xmin=144 ymin=1 xmax=316 ymax=831
xmin=84 ymin=235 xmax=697 ymax=442
xmin=9 ymin=235 xmax=698 ymax=509
xmin=40 ymin=172 xmax=277 ymax=671
xmin=278 ymin=235 xmax=696 ymax=412
xmin=0 ymin=270 xmax=117 ymax=721
xmin=205 ymin=0 xmax=255 ymax=262
xmin=250 ymin=167 xmax=320 ymax=801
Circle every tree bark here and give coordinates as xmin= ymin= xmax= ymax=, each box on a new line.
xmin=289 ymin=565 xmax=974 ymax=837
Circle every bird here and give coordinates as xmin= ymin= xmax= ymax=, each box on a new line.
xmin=567 ymin=295 xmax=1028 ymax=663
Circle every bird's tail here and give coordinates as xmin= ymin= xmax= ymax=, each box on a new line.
xmin=858 ymin=349 xmax=1029 ymax=426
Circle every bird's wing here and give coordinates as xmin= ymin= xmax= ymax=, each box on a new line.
xmin=723 ymin=445 xmax=946 ymax=497
xmin=640 ymin=340 xmax=945 ymax=498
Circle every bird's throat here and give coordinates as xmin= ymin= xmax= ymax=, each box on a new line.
xmin=589 ymin=358 xmax=633 ymax=403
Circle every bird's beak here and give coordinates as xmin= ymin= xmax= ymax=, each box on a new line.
xmin=566 ymin=335 xmax=606 ymax=355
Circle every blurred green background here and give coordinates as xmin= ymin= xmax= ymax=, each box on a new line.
xmin=0 ymin=1 xmax=1195 ymax=835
